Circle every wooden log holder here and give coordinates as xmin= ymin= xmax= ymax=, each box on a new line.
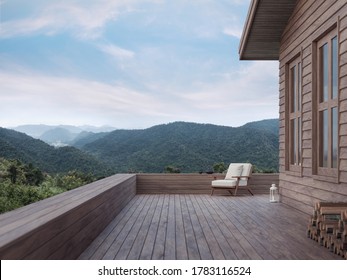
xmin=307 ymin=202 xmax=347 ymax=259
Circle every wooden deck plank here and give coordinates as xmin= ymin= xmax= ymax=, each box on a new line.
xmin=115 ymin=195 xmax=156 ymax=259
xmin=126 ymin=195 xmax=160 ymax=260
xmin=179 ymin=195 xmax=200 ymax=259
xmin=234 ymin=196 xmax=305 ymax=259
xmin=151 ymin=194 xmax=169 ymax=260
xmin=218 ymin=197 xmax=276 ymax=259
xmin=84 ymin=195 xmax=146 ymax=260
xmin=78 ymin=195 xmax=142 ymax=260
xmin=139 ymin=195 xmax=165 ymax=260
xmin=164 ymin=195 xmax=176 ymax=260
xmin=227 ymin=197 xmax=292 ymax=259
xmin=196 ymin=195 xmax=238 ymax=259
xmin=184 ymin=195 xmax=213 ymax=259
xmin=206 ymin=196 xmax=262 ymax=259
xmin=200 ymin=195 xmax=250 ymax=259
xmin=190 ymin=195 xmax=226 ymax=259
xmin=240 ymin=196 xmax=339 ymax=259
xmin=80 ymin=194 xmax=342 ymax=260
xmin=174 ymin=194 xmax=188 ymax=259
xmin=236 ymin=196 xmax=310 ymax=259
xmin=101 ymin=195 xmax=150 ymax=259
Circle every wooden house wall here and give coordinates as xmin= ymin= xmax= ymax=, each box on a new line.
xmin=278 ymin=0 xmax=347 ymax=215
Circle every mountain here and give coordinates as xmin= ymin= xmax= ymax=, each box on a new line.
xmin=71 ymin=131 xmax=110 ymax=148
xmin=80 ymin=119 xmax=279 ymax=173
xmin=10 ymin=124 xmax=55 ymax=138
xmin=0 ymin=127 xmax=111 ymax=176
xmin=2 ymin=119 xmax=280 ymax=175
xmin=39 ymin=127 xmax=78 ymax=146
xmin=11 ymin=124 xmax=115 ymax=146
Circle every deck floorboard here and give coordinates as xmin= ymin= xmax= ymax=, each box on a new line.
xmin=79 ymin=194 xmax=342 ymax=260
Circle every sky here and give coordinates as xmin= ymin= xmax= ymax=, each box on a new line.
xmin=0 ymin=0 xmax=279 ymax=129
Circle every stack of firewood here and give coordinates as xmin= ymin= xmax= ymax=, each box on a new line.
xmin=307 ymin=202 xmax=347 ymax=259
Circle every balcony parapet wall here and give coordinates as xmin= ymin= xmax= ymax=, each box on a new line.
xmin=0 ymin=174 xmax=136 ymax=260
xmin=137 ymin=173 xmax=279 ymax=195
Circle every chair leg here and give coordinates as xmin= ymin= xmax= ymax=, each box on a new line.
xmin=211 ymin=188 xmax=214 ymax=196
xmin=234 ymin=187 xmax=238 ymax=196
xmin=248 ymin=187 xmax=254 ymax=196
xmin=227 ymin=190 xmax=233 ymax=195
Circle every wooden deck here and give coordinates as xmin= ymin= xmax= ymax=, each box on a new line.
xmin=79 ymin=194 xmax=341 ymax=260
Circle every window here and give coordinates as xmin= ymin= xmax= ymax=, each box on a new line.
xmin=286 ymin=56 xmax=302 ymax=173
xmin=315 ymin=29 xmax=339 ymax=178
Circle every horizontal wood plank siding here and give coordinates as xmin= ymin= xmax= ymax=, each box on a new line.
xmin=279 ymin=0 xmax=347 ymax=215
xmin=0 ymin=174 xmax=136 ymax=259
xmin=136 ymin=173 xmax=279 ymax=195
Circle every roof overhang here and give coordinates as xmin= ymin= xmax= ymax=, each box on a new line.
xmin=239 ymin=0 xmax=298 ymax=60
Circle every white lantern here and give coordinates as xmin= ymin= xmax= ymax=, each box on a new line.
xmin=270 ymin=183 xmax=279 ymax=203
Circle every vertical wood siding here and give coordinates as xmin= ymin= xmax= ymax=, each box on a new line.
xmin=279 ymin=0 xmax=347 ymax=214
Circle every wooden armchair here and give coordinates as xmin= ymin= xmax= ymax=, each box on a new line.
xmin=211 ymin=163 xmax=253 ymax=196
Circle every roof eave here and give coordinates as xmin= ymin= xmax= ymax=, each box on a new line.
xmin=239 ymin=0 xmax=297 ymax=61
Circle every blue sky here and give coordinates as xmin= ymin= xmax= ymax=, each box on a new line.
xmin=0 ymin=0 xmax=279 ymax=129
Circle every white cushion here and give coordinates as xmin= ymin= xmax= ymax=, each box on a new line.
xmin=225 ymin=164 xmax=243 ymax=180
xmin=212 ymin=179 xmax=237 ymax=187
xmin=211 ymin=178 xmax=248 ymax=188
xmin=240 ymin=163 xmax=252 ymax=177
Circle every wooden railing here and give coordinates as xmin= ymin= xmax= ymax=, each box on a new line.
xmin=0 ymin=174 xmax=136 ymax=260
xmin=0 ymin=172 xmax=278 ymax=259
xmin=137 ymin=173 xmax=279 ymax=195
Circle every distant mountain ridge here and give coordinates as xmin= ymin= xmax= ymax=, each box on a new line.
xmin=80 ymin=119 xmax=279 ymax=173
xmin=11 ymin=124 xmax=116 ymax=146
xmin=0 ymin=127 xmax=111 ymax=176
xmin=2 ymin=119 xmax=279 ymax=174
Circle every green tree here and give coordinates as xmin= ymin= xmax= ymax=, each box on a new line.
xmin=213 ymin=162 xmax=227 ymax=173
xmin=165 ymin=165 xmax=181 ymax=173
xmin=24 ymin=164 xmax=45 ymax=186
xmin=7 ymin=165 xmax=18 ymax=184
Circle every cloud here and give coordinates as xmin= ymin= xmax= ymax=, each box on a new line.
xmin=223 ymin=27 xmax=243 ymax=39
xmin=179 ymin=61 xmax=279 ymax=122
xmin=0 ymin=70 xmax=180 ymax=127
xmin=98 ymin=44 xmax=135 ymax=60
xmin=0 ymin=61 xmax=279 ymax=129
xmin=0 ymin=0 xmax=158 ymax=39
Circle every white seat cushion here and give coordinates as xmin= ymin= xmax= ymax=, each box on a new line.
xmin=211 ymin=178 xmax=248 ymax=188
xmin=211 ymin=179 xmax=237 ymax=187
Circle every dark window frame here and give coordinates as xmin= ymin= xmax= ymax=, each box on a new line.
xmin=312 ymin=27 xmax=339 ymax=182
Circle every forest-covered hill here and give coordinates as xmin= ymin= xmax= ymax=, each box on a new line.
xmin=2 ymin=119 xmax=279 ymax=174
xmin=0 ymin=127 xmax=111 ymax=176
xmin=80 ymin=119 xmax=279 ymax=173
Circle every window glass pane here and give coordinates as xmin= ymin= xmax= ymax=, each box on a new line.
xmin=332 ymin=107 xmax=338 ymax=168
xmin=298 ymin=63 xmax=301 ymax=112
xmin=320 ymin=110 xmax=328 ymax=167
xmin=290 ymin=119 xmax=296 ymax=165
xmin=320 ymin=43 xmax=328 ymax=102
xmin=332 ymin=36 xmax=338 ymax=99
xmin=298 ymin=117 xmax=301 ymax=165
xmin=291 ymin=65 xmax=296 ymax=113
